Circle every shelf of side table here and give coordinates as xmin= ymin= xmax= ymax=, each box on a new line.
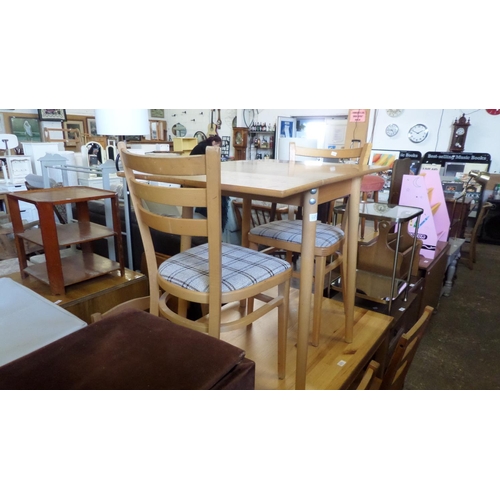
xmin=333 ymin=202 xmax=423 ymax=314
xmin=7 ymin=186 xmax=125 ymax=295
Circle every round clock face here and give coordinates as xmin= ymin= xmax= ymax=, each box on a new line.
xmin=455 ymin=127 xmax=465 ymax=136
xmin=408 ymin=124 xmax=429 ymax=143
xmin=385 ymin=123 xmax=399 ymax=137
xmin=486 ymin=109 xmax=500 ymax=115
xmin=235 ymin=132 xmax=243 ymax=145
xmin=386 ymin=109 xmax=403 ymax=118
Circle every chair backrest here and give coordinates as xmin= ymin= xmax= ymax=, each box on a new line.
xmin=231 ymin=199 xmax=287 ymax=230
xmin=471 ymin=201 xmax=493 ymax=244
xmin=462 ymin=201 xmax=494 ymax=269
xmin=118 ymin=141 xmax=221 ymax=316
xmin=0 ymin=133 xmax=19 ymax=155
xmin=290 ymin=142 xmax=372 ymax=168
xmin=381 ymin=305 xmax=434 ymax=390
xmin=289 ymin=143 xmax=373 ymax=223
xmin=356 ymin=360 xmax=382 ymax=390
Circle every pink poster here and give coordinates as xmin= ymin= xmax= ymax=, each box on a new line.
xmin=399 ymin=174 xmax=442 ymax=259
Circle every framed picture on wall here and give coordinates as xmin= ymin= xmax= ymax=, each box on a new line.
xmin=87 ymin=117 xmax=98 ymax=136
xmin=38 ymin=109 xmax=67 ymax=121
xmin=9 ymin=117 xmax=42 ymax=142
xmin=65 ymin=120 xmax=85 ymax=146
xmin=150 ymin=109 xmax=165 ymax=119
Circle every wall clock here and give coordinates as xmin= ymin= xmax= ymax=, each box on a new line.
xmin=386 ymin=109 xmax=403 ymax=118
xmin=408 ymin=124 xmax=429 ymax=143
xmin=385 ymin=123 xmax=399 ymax=137
xmin=486 ymin=109 xmax=500 ymax=115
xmin=449 ymin=114 xmax=470 ymax=153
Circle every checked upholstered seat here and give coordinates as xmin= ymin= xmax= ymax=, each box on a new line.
xmin=119 ymin=143 xmax=292 ymax=380
xmin=159 ymin=243 xmax=291 ymax=293
xmin=250 ymin=220 xmax=344 ymax=248
xmin=247 ymin=141 xmax=372 ymax=347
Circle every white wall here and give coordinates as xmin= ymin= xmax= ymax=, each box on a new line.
xmin=3 ymin=108 xmax=499 ymax=173
xmin=369 ymin=109 xmax=500 ymax=173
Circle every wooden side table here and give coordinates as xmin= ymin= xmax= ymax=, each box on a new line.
xmin=7 ymin=186 xmax=125 ymax=295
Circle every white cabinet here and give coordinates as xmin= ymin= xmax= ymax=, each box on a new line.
xmin=0 ymin=156 xmax=32 ymax=185
xmin=21 ymin=142 xmax=63 ymax=176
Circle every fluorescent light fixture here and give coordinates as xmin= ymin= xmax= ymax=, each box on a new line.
xmin=95 ymin=109 xmax=150 ymax=136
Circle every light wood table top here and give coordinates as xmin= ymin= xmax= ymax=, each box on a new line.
xmin=119 ymin=159 xmax=391 ymax=389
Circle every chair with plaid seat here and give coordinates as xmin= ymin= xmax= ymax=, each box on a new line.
xmin=247 ymin=142 xmax=372 ymax=347
xmin=119 ymin=143 xmax=292 ymax=380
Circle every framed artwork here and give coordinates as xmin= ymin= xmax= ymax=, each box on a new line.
xmin=9 ymin=116 xmax=42 ymax=143
xmin=150 ymin=109 xmax=165 ymax=119
xmin=65 ymin=120 xmax=85 ymax=148
xmin=38 ymin=109 xmax=67 ymax=121
xmin=87 ymin=117 xmax=98 ymax=136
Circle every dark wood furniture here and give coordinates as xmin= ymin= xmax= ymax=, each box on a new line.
xmin=418 ymin=240 xmax=450 ymax=315
xmin=380 ymin=306 xmax=434 ymax=389
xmin=0 ymin=309 xmax=256 ymax=390
xmin=7 ymin=186 xmax=125 ymax=295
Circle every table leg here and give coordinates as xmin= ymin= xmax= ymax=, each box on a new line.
xmin=345 ymin=177 xmax=362 ymax=343
xmin=7 ymin=196 xmax=29 ymax=277
xmin=37 ymin=203 xmax=65 ymax=295
xmin=295 ymin=189 xmax=318 ymax=390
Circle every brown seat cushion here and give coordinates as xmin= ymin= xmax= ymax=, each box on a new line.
xmin=0 ymin=309 xmax=255 ymax=390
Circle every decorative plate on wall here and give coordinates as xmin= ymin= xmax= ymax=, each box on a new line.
xmin=386 ymin=109 xmax=403 ymax=118
xmin=243 ymin=109 xmax=255 ymax=128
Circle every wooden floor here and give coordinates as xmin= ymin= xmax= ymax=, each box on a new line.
xmin=219 ymin=288 xmax=393 ymax=390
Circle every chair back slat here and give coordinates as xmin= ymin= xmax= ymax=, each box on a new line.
xmin=120 ymin=149 xmax=206 ymax=176
xmin=290 ymin=143 xmax=372 ymax=169
xmin=119 ymin=143 xmax=221 ymax=316
xmin=381 ymin=305 xmax=434 ymax=390
xmin=130 ymin=179 xmax=207 ymax=208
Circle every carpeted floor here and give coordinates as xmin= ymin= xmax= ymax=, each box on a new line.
xmin=0 ymin=258 xmax=23 ymax=277
xmin=405 ymin=242 xmax=500 ymax=390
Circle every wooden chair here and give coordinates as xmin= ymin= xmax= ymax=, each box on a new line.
xmin=359 ymin=174 xmax=385 ymax=239
xmin=118 ymin=142 xmax=293 ymax=379
xmin=380 ymin=305 xmax=434 ymax=390
xmin=356 ymin=360 xmax=382 ymax=390
xmin=231 ymin=199 xmax=288 ymax=230
xmin=460 ymin=201 xmax=493 ymax=270
xmin=247 ymin=142 xmax=372 ymax=347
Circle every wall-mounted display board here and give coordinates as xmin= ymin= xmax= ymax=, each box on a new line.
xmin=422 ymin=151 xmax=492 ymax=217
xmin=421 ymin=151 xmax=491 ymax=182
xmin=369 ymin=149 xmax=422 ymax=168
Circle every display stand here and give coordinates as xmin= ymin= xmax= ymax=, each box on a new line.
xmin=7 ymin=186 xmax=125 ymax=296
xmin=399 ymin=170 xmax=450 ymax=259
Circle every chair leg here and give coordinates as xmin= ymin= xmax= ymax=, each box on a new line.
xmin=373 ymin=191 xmax=379 ymax=232
xmin=312 ymin=256 xmax=327 ymax=347
xmin=360 ymin=192 xmax=368 ymax=239
xmin=277 ymin=279 xmax=290 ymax=380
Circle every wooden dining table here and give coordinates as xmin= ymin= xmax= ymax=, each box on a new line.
xmin=131 ymin=158 xmax=391 ymax=390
